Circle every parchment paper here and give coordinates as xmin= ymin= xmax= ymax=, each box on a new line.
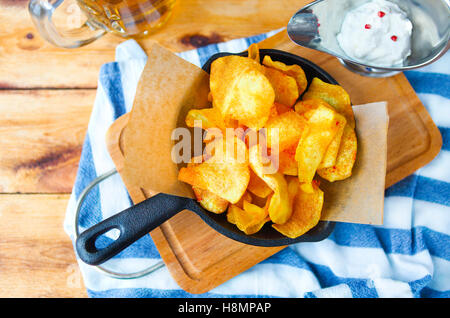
xmin=319 ymin=102 xmax=388 ymax=225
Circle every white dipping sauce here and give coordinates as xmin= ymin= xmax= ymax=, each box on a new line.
xmin=337 ymin=0 xmax=413 ymax=67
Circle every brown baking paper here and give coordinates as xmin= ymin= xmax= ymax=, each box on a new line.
xmin=319 ymin=102 xmax=388 ymax=225
xmin=121 ymin=43 xmax=388 ymax=226
xmin=122 ymin=43 xmax=210 ymax=199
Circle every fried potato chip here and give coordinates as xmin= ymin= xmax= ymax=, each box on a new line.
xmin=295 ymin=99 xmax=334 ymax=117
xmin=299 ymin=182 xmax=314 ymax=194
xmin=264 ymin=111 xmax=307 ymax=151
xmin=318 ymin=125 xmax=357 ymax=182
xmin=188 ymin=153 xmax=206 ymax=165
xmin=243 ymin=200 xmax=270 ymax=228
xmin=247 ymin=43 xmax=260 ymax=63
xmin=247 ymin=169 xmax=273 ymax=198
xmin=235 ymin=191 xmax=253 ymax=209
xmin=273 ymin=178 xmax=323 ymax=238
xmin=227 ymin=202 xmax=269 ymax=235
xmin=185 ymin=107 xmax=226 ymax=130
xmin=278 ymin=144 xmax=298 ymax=176
xmin=286 ymin=175 xmax=300 ymax=200
xmin=263 ymin=55 xmax=308 ymax=95
xmin=203 ymin=134 xmax=248 ymax=164
xmin=263 ymin=67 xmax=299 ymax=106
xmin=203 ymin=127 xmax=222 ymax=144
xmin=295 ymin=100 xmax=317 ymax=115
xmin=294 ymin=99 xmax=346 ymax=168
xmin=193 ymin=186 xmax=229 ymax=214
xmin=249 ymin=144 xmax=292 ymax=224
xmin=178 ymin=161 xmax=249 ymax=204
xmin=274 ymin=102 xmax=292 ymax=115
xmin=267 ymin=102 xmax=293 ymax=122
xmin=210 ymin=55 xmax=275 ymax=130
xmin=268 ymin=104 xmax=279 ymax=121
xmin=178 ymin=137 xmax=250 ymax=204
xmin=302 ymin=78 xmax=355 ymax=128
xmin=319 ymin=113 xmax=347 ymax=169
xmin=180 ymin=49 xmax=358 ymax=237
xmin=295 ymin=105 xmax=340 ymax=186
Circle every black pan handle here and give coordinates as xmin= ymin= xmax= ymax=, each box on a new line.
xmin=76 ymin=193 xmax=193 ymax=265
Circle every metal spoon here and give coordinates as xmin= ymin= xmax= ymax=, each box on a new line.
xmin=287 ymin=0 xmax=450 ymax=77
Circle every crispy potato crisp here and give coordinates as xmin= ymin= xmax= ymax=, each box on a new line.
xmin=302 ymin=78 xmax=355 ymax=128
xmin=273 ymin=178 xmax=323 ymax=238
xmin=263 ymin=55 xmax=308 ymax=95
xmin=210 ymin=55 xmax=275 ymax=130
xmin=178 ymin=44 xmax=357 ymax=238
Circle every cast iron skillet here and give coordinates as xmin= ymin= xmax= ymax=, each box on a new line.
xmin=76 ymin=49 xmax=337 ymax=266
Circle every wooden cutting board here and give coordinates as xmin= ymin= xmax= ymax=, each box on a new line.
xmin=105 ymin=30 xmax=442 ymax=294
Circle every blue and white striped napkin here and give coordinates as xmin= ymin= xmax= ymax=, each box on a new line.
xmin=64 ymin=30 xmax=450 ymax=298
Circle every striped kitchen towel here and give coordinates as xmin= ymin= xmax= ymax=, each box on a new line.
xmin=64 ymin=29 xmax=450 ymax=298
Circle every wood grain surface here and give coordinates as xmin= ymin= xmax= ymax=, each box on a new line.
xmin=0 ymin=89 xmax=94 ymax=193
xmin=0 ymin=0 xmax=309 ymax=298
xmin=0 ymin=194 xmax=86 ymax=297
xmin=0 ymin=0 xmax=303 ymax=88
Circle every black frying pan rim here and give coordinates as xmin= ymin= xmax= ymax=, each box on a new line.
xmin=184 ymin=49 xmax=338 ymax=247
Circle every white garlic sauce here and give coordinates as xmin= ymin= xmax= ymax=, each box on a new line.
xmin=337 ymin=0 xmax=413 ymax=67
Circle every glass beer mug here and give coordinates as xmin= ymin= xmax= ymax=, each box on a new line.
xmin=29 ymin=0 xmax=177 ymax=48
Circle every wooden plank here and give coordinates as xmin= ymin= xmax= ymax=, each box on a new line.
xmin=0 ymin=89 xmax=94 ymax=193
xmin=0 ymin=0 xmax=305 ymax=88
xmin=0 ymin=194 xmax=87 ymax=298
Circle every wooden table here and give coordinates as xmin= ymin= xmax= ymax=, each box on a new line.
xmin=0 ymin=0 xmax=306 ymax=298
